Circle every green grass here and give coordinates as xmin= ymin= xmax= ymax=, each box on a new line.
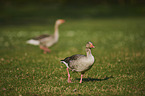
xmin=0 ymin=5 xmax=145 ymax=96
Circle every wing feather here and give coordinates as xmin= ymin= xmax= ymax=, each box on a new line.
xmin=62 ymin=54 xmax=86 ymax=64
xmin=33 ymin=34 xmax=51 ymax=40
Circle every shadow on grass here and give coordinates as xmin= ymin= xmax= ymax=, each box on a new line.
xmin=76 ymin=76 xmax=114 ymax=82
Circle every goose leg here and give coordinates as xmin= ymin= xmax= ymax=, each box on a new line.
xmin=67 ymin=68 xmax=72 ymax=83
xmin=40 ymin=46 xmax=51 ymax=54
xmin=79 ymin=74 xmax=83 ymax=83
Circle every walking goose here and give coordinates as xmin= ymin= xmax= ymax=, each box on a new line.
xmin=61 ymin=42 xmax=95 ymax=83
xmin=26 ymin=19 xmax=65 ymax=54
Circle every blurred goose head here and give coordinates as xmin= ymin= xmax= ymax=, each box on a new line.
xmin=56 ymin=19 xmax=65 ymax=25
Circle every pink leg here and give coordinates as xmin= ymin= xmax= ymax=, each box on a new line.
xmin=40 ymin=46 xmax=51 ymax=54
xmin=79 ymin=74 xmax=83 ymax=83
xmin=67 ymin=68 xmax=72 ymax=83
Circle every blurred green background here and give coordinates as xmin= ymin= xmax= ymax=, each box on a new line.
xmin=1 ymin=0 xmax=145 ymax=25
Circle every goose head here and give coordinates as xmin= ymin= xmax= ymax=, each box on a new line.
xmin=56 ymin=19 xmax=65 ymax=25
xmin=86 ymin=42 xmax=95 ymax=49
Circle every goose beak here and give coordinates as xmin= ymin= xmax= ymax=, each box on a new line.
xmin=60 ymin=19 xmax=65 ymax=23
xmin=90 ymin=44 xmax=95 ymax=48
xmin=92 ymin=45 xmax=95 ymax=48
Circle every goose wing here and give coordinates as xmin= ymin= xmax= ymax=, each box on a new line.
xmin=62 ymin=54 xmax=86 ymax=64
xmin=33 ymin=34 xmax=51 ymax=40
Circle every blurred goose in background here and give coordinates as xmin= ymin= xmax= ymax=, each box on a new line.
xmin=26 ymin=19 xmax=65 ymax=54
xmin=61 ymin=42 xmax=95 ymax=83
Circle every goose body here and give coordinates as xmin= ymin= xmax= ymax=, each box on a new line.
xmin=62 ymin=54 xmax=94 ymax=73
xmin=61 ymin=42 xmax=95 ymax=83
xmin=26 ymin=19 xmax=65 ymax=53
xmin=27 ymin=34 xmax=51 ymax=46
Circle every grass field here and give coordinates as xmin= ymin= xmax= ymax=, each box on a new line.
xmin=0 ymin=5 xmax=145 ymax=95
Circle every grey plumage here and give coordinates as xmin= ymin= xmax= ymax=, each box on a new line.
xmin=61 ymin=42 xmax=95 ymax=83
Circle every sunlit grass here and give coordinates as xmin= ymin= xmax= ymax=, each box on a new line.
xmin=0 ymin=17 xmax=145 ymax=95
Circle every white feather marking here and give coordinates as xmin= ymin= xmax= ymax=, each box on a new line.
xmin=61 ymin=61 xmax=69 ymax=68
xmin=26 ymin=39 xmax=40 ymax=45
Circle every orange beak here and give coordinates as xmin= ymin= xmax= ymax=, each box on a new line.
xmin=90 ymin=44 xmax=95 ymax=48
xmin=60 ymin=19 xmax=65 ymax=23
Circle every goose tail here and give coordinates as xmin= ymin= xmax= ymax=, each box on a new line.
xmin=26 ymin=39 xmax=40 ymax=45
xmin=60 ymin=60 xmax=69 ymax=68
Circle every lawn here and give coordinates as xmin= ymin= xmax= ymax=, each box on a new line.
xmin=0 ymin=5 xmax=145 ymax=95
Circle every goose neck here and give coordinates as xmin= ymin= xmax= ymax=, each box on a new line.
xmin=86 ymin=48 xmax=92 ymax=57
xmin=54 ymin=23 xmax=59 ymax=39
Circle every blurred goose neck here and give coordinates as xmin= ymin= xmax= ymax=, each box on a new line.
xmin=54 ymin=23 xmax=59 ymax=41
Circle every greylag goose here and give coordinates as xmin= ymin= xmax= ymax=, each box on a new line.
xmin=26 ymin=19 xmax=65 ymax=54
xmin=61 ymin=42 xmax=95 ymax=83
